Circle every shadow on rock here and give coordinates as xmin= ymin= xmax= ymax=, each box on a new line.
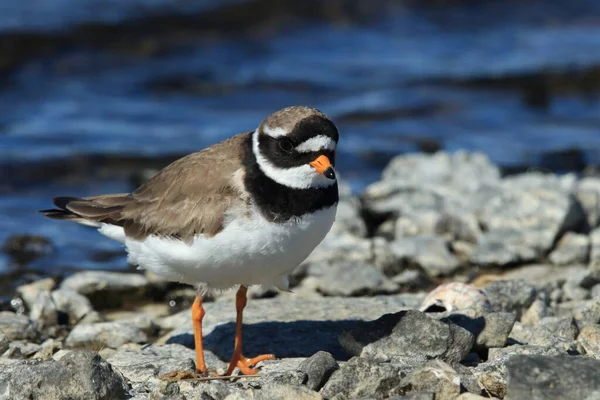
xmin=166 ymin=319 xmax=362 ymax=361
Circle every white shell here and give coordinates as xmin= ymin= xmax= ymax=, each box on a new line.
xmin=420 ymin=282 xmax=491 ymax=314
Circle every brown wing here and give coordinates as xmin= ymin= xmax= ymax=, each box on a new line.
xmin=41 ymin=132 xmax=250 ymax=242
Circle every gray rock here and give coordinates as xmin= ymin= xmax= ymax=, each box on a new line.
xmin=578 ymin=324 xmax=600 ymax=357
xmin=0 ymin=350 xmax=128 ymax=400
xmin=447 ymin=312 xmax=516 ymax=350
xmin=456 ymin=394 xmax=495 ymax=400
xmin=303 ymin=233 xmax=397 ymax=276
xmin=0 ymin=311 xmax=40 ymax=341
xmin=549 ymin=232 xmax=590 ymax=265
xmin=452 ymin=363 xmax=485 ymax=395
xmin=107 ymin=343 xmax=210 ymax=382
xmin=591 ymin=227 xmax=600 ymax=269
xmin=32 ymin=338 xmax=63 ymax=360
xmin=330 ymin=197 xmax=367 ymax=237
xmin=521 ymin=298 xmax=548 ymax=325
xmin=174 ymin=380 xmax=233 ymax=400
xmin=0 ymin=334 xmax=8 ymax=354
xmin=66 ymin=316 xmax=155 ymax=349
xmin=390 ymin=236 xmax=461 ymax=277
xmin=298 ymin=351 xmax=339 ymax=391
xmin=339 ymin=310 xmax=474 ymax=364
xmin=398 ymin=360 xmax=460 ymax=400
xmin=505 ymin=355 xmax=600 ymax=400
xmin=484 ymin=280 xmax=536 ymax=317
xmin=474 ymin=345 xmax=566 ymax=398
xmin=29 ymin=289 xmax=58 ymax=328
xmin=51 ymin=288 xmax=95 ymax=325
xmin=573 ymin=299 xmax=600 ymax=328
xmin=470 ymin=229 xmax=545 ymax=267
xmin=160 ymin=294 xmax=424 ymax=361
xmin=577 ymin=178 xmax=600 ymax=229
xmin=224 ymin=383 xmax=322 ymax=400
xmin=60 ymin=270 xmax=149 ymax=309
xmin=3 ymin=341 xmax=43 ymax=359
xmin=362 ymin=152 xmax=500 ymax=223
xmin=320 ymin=357 xmax=404 ymax=400
xmin=316 ymin=261 xmax=398 ymax=297
xmin=15 ymin=278 xmax=56 ymax=309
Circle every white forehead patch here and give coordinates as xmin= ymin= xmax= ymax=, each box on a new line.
xmin=295 ymin=135 xmax=337 ymax=153
xmin=252 ymin=131 xmax=336 ymax=189
xmin=263 ymin=125 xmax=288 ymax=138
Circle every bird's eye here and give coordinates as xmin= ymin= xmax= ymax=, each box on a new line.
xmin=278 ymin=138 xmax=294 ymax=153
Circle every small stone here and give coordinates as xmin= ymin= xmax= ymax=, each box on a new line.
xmin=320 ymin=357 xmax=404 ymax=400
xmin=578 ymin=324 xmax=600 ymax=357
xmin=0 ymin=311 xmax=40 ymax=341
xmin=521 ymin=298 xmax=548 ymax=325
xmin=298 ymin=351 xmax=339 ymax=391
xmin=316 ymin=261 xmax=398 ymax=297
xmin=0 ymin=350 xmax=128 ymax=399
xmin=573 ymin=299 xmax=600 ymax=328
xmin=33 ymin=339 xmax=63 ymax=360
xmin=484 ymin=280 xmax=536 ymax=317
xmin=339 ymin=310 xmax=474 ymax=364
xmin=15 ymin=278 xmax=56 ymax=309
xmin=452 ymin=363 xmax=485 ymax=395
xmin=60 ymin=271 xmax=149 ymax=309
xmin=29 ymin=290 xmax=59 ymax=328
xmin=505 ymin=355 xmax=600 ymax=400
xmin=66 ymin=316 xmax=154 ymax=349
xmin=448 ymin=312 xmax=516 ymax=350
xmin=549 ymin=232 xmax=590 ymax=265
xmin=3 ymin=341 xmax=43 ymax=359
xmin=51 ymin=288 xmax=95 ymax=325
xmin=399 ymin=359 xmax=460 ymax=400
xmin=390 ymin=236 xmax=461 ymax=277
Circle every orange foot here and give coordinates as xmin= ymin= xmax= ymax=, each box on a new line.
xmin=228 ymin=353 xmax=276 ymax=375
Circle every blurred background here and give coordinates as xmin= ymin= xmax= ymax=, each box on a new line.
xmin=1 ymin=0 xmax=600 ymax=303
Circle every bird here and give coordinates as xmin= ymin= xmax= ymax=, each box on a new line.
xmin=40 ymin=106 xmax=339 ymax=376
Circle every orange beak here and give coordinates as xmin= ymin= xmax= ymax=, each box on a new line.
xmin=309 ymin=155 xmax=336 ymax=180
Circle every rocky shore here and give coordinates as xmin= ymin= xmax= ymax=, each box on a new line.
xmin=2 ymin=150 xmax=600 ymax=399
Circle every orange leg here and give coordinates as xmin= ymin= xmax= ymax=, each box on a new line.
xmin=224 ymin=285 xmax=275 ymax=375
xmin=192 ymin=294 xmax=208 ymax=374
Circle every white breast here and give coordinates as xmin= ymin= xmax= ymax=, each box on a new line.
xmin=107 ymin=205 xmax=337 ymax=290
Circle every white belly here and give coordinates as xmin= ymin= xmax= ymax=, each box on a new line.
xmin=103 ymin=205 xmax=336 ymax=290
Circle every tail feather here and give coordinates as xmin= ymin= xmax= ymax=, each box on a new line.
xmin=40 ymin=194 xmax=133 ymax=227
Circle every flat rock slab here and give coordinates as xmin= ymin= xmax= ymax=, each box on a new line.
xmin=160 ymin=294 xmax=424 ymax=361
xmin=505 ymin=355 xmax=600 ymax=400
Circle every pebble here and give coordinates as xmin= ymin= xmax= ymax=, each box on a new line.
xmin=298 ymin=351 xmax=339 ymax=391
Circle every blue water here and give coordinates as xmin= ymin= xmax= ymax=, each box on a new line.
xmin=1 ymin=0 xmax=600 ymax=283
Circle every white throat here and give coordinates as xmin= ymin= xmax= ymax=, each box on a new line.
xmin=251 ymin=130 xmax=336 ymax=190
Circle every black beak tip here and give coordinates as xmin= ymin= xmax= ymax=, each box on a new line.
xmin=324 ymin=167 xmax=336 ymax=180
